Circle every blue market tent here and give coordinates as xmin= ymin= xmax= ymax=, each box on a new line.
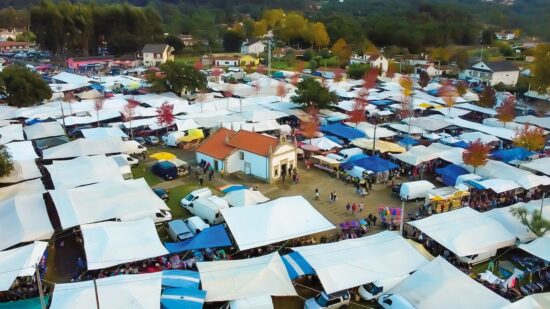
xmin=435 ymin=164 xmax=469 ymax=186
xmin=0 ymin=296 xmax=50 ymax=309
xmin=164 ymin=224 xmax=232 ymax=253
xmin=450 ymin=140 xmax=469 ymax=149
xmin=347 ymin=155 xmax=399 ymax=173
xmin=340 ymin=154 xmax=370 ymax=170
xmin=161 ymin=288 xmax=206 ymax=309
xmin=321 ymin=123 xmax=365 ymax=141
xmin=162 ymin=270 xmax=200 ymax=289
xmin=398 ymin=136 xmax=419 ymax=147
xmin=325 ymin=135 xmax=345 ymax=145
xmin=281 ymin=252 xmax=315 ymax=279
xmin=463 ymin=179 xmax=486 ymax=190
xmin=370 ymin=99 xmax=395 ymax=107
xmin=492 ymin=147 xmax=534 ymax=163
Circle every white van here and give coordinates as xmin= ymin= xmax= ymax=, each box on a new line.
xmin=153 ymin=209 xmax=172 ymax=224
xmin=393 ymin=180 xmax=436 ymax=201
xmin=180 ymin=188 xmax=212 ymax=207
xmin=358 ymin=275 xmax=409 ymax=301
xmin=184 ymin=216 xmax=210 ymax=234
xmin=123 ymin=140 xmax=147 ymax=156
xmin=110 ymin=155 xmax=133 ymax=180
xmin=186 ymin=195 xmax=229 ymax=224
xmin=378 ymin=294 xmax=416 ymax=309
xmin=167 ymin=219 xmax=194 ymax=242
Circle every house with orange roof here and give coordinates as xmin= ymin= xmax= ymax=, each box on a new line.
xmin=196 ymin=128 xmax=297 ymax=182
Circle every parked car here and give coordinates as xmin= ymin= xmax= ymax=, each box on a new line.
xmin=392 ymin=180 xmax=435 ymax=201
xmin=153 ymin=188 xmax=169 ymax=201
xmin=304 ymin=291 xmax=350 ymax=309
xmin=119 ymin=154 xmax=139 ymax=167
xmin=145 ymin=136 xmax=160 ymax=145
xmin=151 ymin=161 xmax=178 ymax=180
xmin=180 ymin=188 xmax=213 ymax=207
xmin=302 ymin=69 xmax=312 ymax=74
xmin=358 ymin=275 xmax=409 ymax=301
xmin=378 ymin=294 xmax=415 ymax=309
xmin=153 ymin=209 xmax=172 ymax=224
xmin=133 ymin=137 xmax=146 ymax=145
xmin=184 ymin=216 xmax=210 ymax=234
xmin=167 ymin=219 xmax=194 ymax=242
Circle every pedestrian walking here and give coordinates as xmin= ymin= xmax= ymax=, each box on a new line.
xmin=359 ymin=202 xmax=364 ymax=212
xmin=208 ymin=170 xmax=213 ymax=181
xmin=346 ymin=203 xmax=351 ymax=214
xmin=372 ymin=214 xmax=377 ymax=226
xmin=333 ymin=191 xmax=338 ymax=202
xmin=351 ymin=203 xmax=357 ymax=214
xmin=199 ymin=176 xmax=204 ymax=187
xmin=315 ymin=188 xmax=319 ymax=200
xmin=329 ymin=192 xmax=334 ymax=203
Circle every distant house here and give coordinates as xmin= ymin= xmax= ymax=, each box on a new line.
xmin=0 ymin=28 xmax=21 ymax=42
xmin=460 ymin=61 xmax=519 ymax=86
xmin=240 ymin=39 xmax=265 ymax=56
xmin=495 ymin=31 xmax=516 ymax=41
xmin=202 ymin=55 xmax=240 ymax=67
xmin=239 ymin=55 xmax=260 ymax=67
xmin=0 ymin=41 xmax=31 ymax=52
xmin=349 ymin=52 xmax=389 ymax=74
xmin=67 ymin=55 xmax=114 ymax=70
xmin=416 ymin=64 xmax=442 ymax=77
xmin=196 ymin=128 xmax=298 ymax=183
xmin=113 ymin=54 xmax=140 ymax=68
xmin=178 ymin=34 xmax=194 ymax=47
xmin=142 ymin=44 xmax=174 ymax=67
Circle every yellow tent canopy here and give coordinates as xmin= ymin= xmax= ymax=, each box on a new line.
xmin=351 ymin=138 xmax=406 ymax=153
xmin=150 ymin=152 xmax=176 ymax=161
xmin=179 ymin=128 xmax=204 ymax=143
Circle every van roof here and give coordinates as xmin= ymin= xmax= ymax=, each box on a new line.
xmin=191 ymin=187 xmax=212 ymax=195
xmin=168 ymin=219 xmax=190 ymax=230
xmin=196 ymin=195 xmax=229 ymax=210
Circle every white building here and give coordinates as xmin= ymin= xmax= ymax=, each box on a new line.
xmin=0 ymin=28 xmax=21 ymax=42
xmin=349 ymin=52 xmax=389 ymax=75
xmin=495 ymin=31 xmax=516 ymax=41
xmin=196 ymin=128 xmax=297 ymax=183
xmin=141 ymin=44 xmax=174 ymax=67
xmin=240 ymin=39 xmax=265 ymax=56
xmin=460 ymin=61 xmax=519 ymax=86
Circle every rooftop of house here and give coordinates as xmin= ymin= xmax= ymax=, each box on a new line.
xmin=142 ymin=44 xmax=170 ymax=54
xmin=196 ymin=128 xmax=236 ymax=160
xmin=196 ymin=128 xmax=281 ymax=159
xmin=69 ymin=55 xmax=114 ymax=62
xmin=481 ymin=61 xmax=518 ymax=72
xmin=242 ymin=39 xmax=263 ymax=47
xmin=0 ymin=41 xmax=29 ymax=47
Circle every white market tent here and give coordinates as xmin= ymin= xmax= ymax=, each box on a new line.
xmin=520 ymin=157 xmax=550 ymax=176
xmin=81 ymin=127 xmax=128 ymax=139
xmin=222 ymin=189 xmax=269 ymax=207
xmin=462 ymin=160 xmax=550 ymax=190
xmin=220 ymin=196 xmax=335 ymax=250
xmin=45 ymin=155 xmax=124 ymax=189
xmin=455 ymin=103 xmax=497 ymax=116
xmin=403 ymin=117 xmax=452 ymax=131
xmin=176 ymin=119 xmax=201 ymax=132
xmin=0 ymin=179 xmax=46 ymax=202
xmin=473 ymin=178 xmax=521 ymax=194
xmin=23 ymin=122 xmax=66 ymax=140
xmin=50 ymin=178 xmax=168 ymax=229
xmin=0 ymin=124 xmax=23 ymax=144
xmin=515 ymin=115 xmax=550 ymax=130
xmin=459 ymin=131 xmax=500 ymax=144
xmin=408 ymin=207 xmax=516 ymax=258
xmin=431 ymin=115 xmax=515 ymax=140
xmin=0 ymin=160 xmax=42 ymax=184
xmin=519 ymin=236 xmax=550 ymax=262
xmin=386 ymin=256 xmax=510 ymax=309
xmin=305 ymin=137 xmax=342 ymax=151
xmin=49 ymin=272 xmax=162 ymax=309
xmin=0 ymin=194 xmax=54 ymax=251
xmin=81 ymin=218 xmax=168 ymax=270
xmin=242 ymin=108 xmax=288 ymax=122
xmin=198 ymin=252 xmax=297 ymax=302
xmin=5 ymin=141 xmax=39 ymax=160
xmin=51 ymin=72 xmax=95 ymax=85
xmin=229 ymin=296 xmax=274 ymax=309
xmin=0 ymin=241 xmax=48 ymax=291
xmin=42 ymin=137 xmax=124 ymax=159
xmin=292 ymin=231 xmax=429 ymax=294
xmin=502 ymin=292 xmax=550 ymax=309
xmin=387 ymin=123 xmax=425 ymax=134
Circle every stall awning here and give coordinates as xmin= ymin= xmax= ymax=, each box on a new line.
xmin=164 ymin=224 xmax=232 ymax=253
xmin=281 ymin=252 xmax=315 ymax=279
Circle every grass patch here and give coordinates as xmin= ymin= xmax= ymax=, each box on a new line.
xmin=165 ymin=183 xmax=200 ymax=220
xmin=175 ymin=55 xmax=199 ymax=66
xmin=131 ymin=165 xmax=162 ymax=186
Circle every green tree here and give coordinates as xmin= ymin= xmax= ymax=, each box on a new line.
xmin=532 ymin=44 xmax=550 ymax=93
xmin=304 ymin=22 xmax=330 ymax=50
xmin=291 ymin=78 xmax=337 ymax=109
xmin=0 ymin=145 xmax=14 ymax=178
xmin=147 ymin=62 xmax=207 ymax=96
xmin=511 ymin=206 xmax=550 ymax=237
xmin=331 ymin=38 xmax=352 ymax=66
xmin=223 ymin=30 xmax=244 ymax=52
xmin=346 ymin=63 xmax=370 ymax=79
xmin=0 ymin=65 xmax=52 ymax=107
xmin=165 ymin=34 xmax=184 ymax=54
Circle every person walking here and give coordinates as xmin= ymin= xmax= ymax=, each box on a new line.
xmin=315 ymin=188 xmax=320 ymax=200
xmin=351 ymin=203 xmax=357 ymax=215
xmin=359 ymin=202 xmax=364 ymax=212
xmin=329 ymin=192 xmax=334 ymax=203
xmin=333 ymin=191 xmax=338 ymax=203
xmin=199 ymin=176 xmax=204 ymax=187
xmin=346 ymin=203 xmax=351 ymax=214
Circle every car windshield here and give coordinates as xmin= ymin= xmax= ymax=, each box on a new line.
xmin=314 ymin=294 xmax=329 ymax=307
xmin=185 ymin=194 xmax=194 ymax=201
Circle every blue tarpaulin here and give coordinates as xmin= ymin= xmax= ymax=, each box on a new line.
xmin=398 ymin=136 xmax=419 ymax=147
xmin=161 ymin=288 xmax=206 ymax=309
xmin=492 ymin=147 xmax=534 ymax=163
xmin=282 ymin=252 xmax=316 ymax=279
xmin=321 ymin=123 xmax=365 ymax=141
xmin=450 ymin=140 xmax=469 ymax=149
xmin=463 ymin=179 xmax=486 ymax=190
xmin=346 ymin=155 xmax=399 ymax=173
xmin=325 ymin=135 xmax=345 ymax=145
xmin=340 ymin=153 xmax=370 ymax=170
xmin=164 ymin=224 xmax=232 ymax=253
xmin=369 ymin=99 xmax=395 ymax=106
xmin=435 ymin=164 xmax=469 ymax=186
xmin=162 ymin=270 xmax=200 ymax=289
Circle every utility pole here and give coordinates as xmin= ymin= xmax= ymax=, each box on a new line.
xmin=400 ymin=198 xmax=405 ymax=236
xmin=267 ymin=35 xmax=272 ymax=76
xmin=541 ymin=192 xmax=546 ymax=214
xmin=35 ymin=264 xmax=46 ymax=309
xmin=93 ymin=279 xmax=100 ymax=309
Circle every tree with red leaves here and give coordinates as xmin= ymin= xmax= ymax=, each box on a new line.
xmin=514 ymin=124 xmax=547 ymax=151
xmin=496 ymin=95 xmax=516 ymax=127
xmin=63 ymin=91 xmax=74 ymax=114
xmin=122 ymin=99 xmax=138 ymax=139
xmin=224 ymin=84 xmax=234 ymax=108
xmin=438 ymin=82 xmax=458 ymax=117
xmin=276 ymin=82 xmax=287 ymax=102
xmin=334 ymin=68 xmax=345 ymax=84
xmin=94 ymin=98 xmax=104 ymax=127
xmin=156 ymin=102 xmax=175 ymax=133
xmin=211 ymin=67 xmax=223 ymax=79
xmin=348 ymin=97 xmax=367 ymax=128
xmin=362 ymin=68 xmax=378 ymax=90
xmin=477 ymin=86 xmax=496 ymax=108
xmin=462 ymin=138 xmax=491 ymax=173
xmin=300 ymin=108 xmax=320 ymax=140
xmin=193 ymin=58 xmax=203 ymax=71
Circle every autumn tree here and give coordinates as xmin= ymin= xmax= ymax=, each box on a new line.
xmin=477 ymin=86 xmax=496 ymax=108
xmin=193 ymin=58 xmax=203 ymax=71
xmin=292 ymin=78 xmax=337 ymax=110
xmin=300 ymin=108 xmax=320 ymax=140
xmin=256 ymin=64 xmax=267 ymax=75
xmin=438 ymin=82 xmax=458 ymax=117
xmin=305 ymin=22 xmax=330 ymax=50
xmin=123 ymin=99 xmax=138 ymax=139
xmin=224 ymin=84 xmax=234 ymax=108
xmin=156 ymin=102 xmax=175 ymax=133
xmin=253 ymin=20 xmax=268 ymax=37
xmin=263 ymin=9 xmax=285 ymax=29
xmin=331 ymin=38 xmax=352 ymax=66
xmin=277 ymin=12 xmax=307 ymax=44
xmin=462 ymin=139 xmax=491 ymax=173
xmin=0 ymin=145 xmax=14 ymax=177
xmin=430 ymin=47 xmax=451 ymax=64
xmin=531 ymin=44 xmax=550 ymax=93
xmin=348 ymin=93 xmax=367 ymax=128
xmin=514 ymin=124 xmax=547 ymax=151
xmin=510 ymin=207 xmax=550 ymax=237
xmin=276 ymin=82 xmax=287 ymax=102
xmin=418 ymin=70 xmax=430 ymax=88
xmin=400 ymin=76 xmax=415 ymax=132
xmin=456 ymin=81 xmax=468 ymax=96
xmin=334 ymin=68 xmax=345 ymax=84
xmin=496 ymin=95 xmax=515 ymax=127
xmin=94 ymin=98 xmax=104 ymax=127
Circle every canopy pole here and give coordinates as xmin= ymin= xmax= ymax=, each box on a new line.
xmin=93 ymin=279 xmax=100 ymax=309
xmin=400 ymin=198 xmax=405 ymax=236
xmin=35 ymin=264 xmax=46 ymax=309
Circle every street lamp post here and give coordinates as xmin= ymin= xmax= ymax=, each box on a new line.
xmin=400 ymin=198 xmax=405 ymax=236
xmin=56 ymin=84 xmax=67 ymax=133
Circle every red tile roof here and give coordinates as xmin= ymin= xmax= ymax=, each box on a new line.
xmin=196 ymin=128 xmax=236 ymax=160
xmin=227 ymin=130 xmax=279 ymax=157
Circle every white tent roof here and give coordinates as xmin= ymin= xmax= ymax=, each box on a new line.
xmin=242 ymin=108 xmax=288 ymax=122
xmin=347 ymin=122 xmax=397 ymax=139
xmin=459 ymin=131 xmax=500 ymax=144
xmin=50 ymin=272 xmax=162 ymax=309
xmin=23 ymin=122 xmax=66 ymax=140
xmin=502 ymin=292 xmax=550 ymax=309
xmin=0 ymin=194 xmax=54 ymax=251
xmin=455 ymin=103 xmax=497 ymax=116
xmin=0 ymin=160 xmax=42 ymax=184
xmin=43 ymin=137 xmax=124 ymax=159
xmin=305 ymin=137 xmax=342 ymax=150
xmin=198 ymin=252 xmax=296 ymax=302
xmin=45 ymin=155 xmax=124 ymax=189
xmin=229 ymin=296 xmax=274 ymax=309
xmin=222 ymin=189 xmax=269 ymax=207
xmin=176 ymin=119 xmax=201 ymax=131
xmin=462 ymin=160 xmax=550 ymax=190
xmin=0 ymin=124 xmax=23 ymax=144
xmin=0 ymin=179 xmax=46 ymax=202
xmin=403 ymin=117 xmax=451 ymax=131
xmin=387 ymin=256 xmax=510 ymax=309
xmin=50 ymin=178 xmax=168 ymax=229
xmin=5 ymin=141 xmax=38 ymax=160
xmin=293 ymin=231 xmax=429 ymax=294
xmin=520 ymin=157 xmax=550 ymax=176
xmin=515 ymin=115 xmax=550 ymax=130
xmin=474 ymin=178 xmax=520 ymax=193
xmin=408 ymin=207 xmax=516 ymax=257
xmin=519 ymin=236 xmax=550 ymax=262
xmin=81 ymin=218 xmax=168 ymax=270
xmin=0 ymin=241 xmax=47 ymax=291
xmin=51 ymin=72 xmax=95 ymax=85
xmin=387 ymin=123 xmax=425 ymax=134
xmin=81 ymin=127 xmax=128 ymax=139
xmin=431 ymin=115 xmax=515 ymax=140
xmin=220 ymin=196 xmax=335 ymax=250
